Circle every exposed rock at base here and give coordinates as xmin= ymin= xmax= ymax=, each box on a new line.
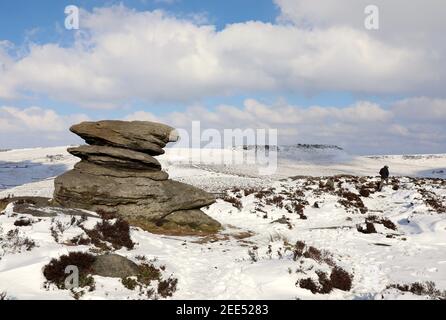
xmin=91 ymin=254 xmax=139 ymax=278
xmin=70 ymin=120 xmax=179 ymax=156
xmin=53 ymin=169 xmax=216 ymax=221
xmin=6 ymin=197 xmax=99 ymax=218
xmin=126 ymin=211 xmax=221 ymax=236
xmin=161 ymin=209 xmax=221 ymax=232
xmin=68 ymin=145 xmax=162 ymax=171
xmin=74 ymin=161 xmax=169 ymax=180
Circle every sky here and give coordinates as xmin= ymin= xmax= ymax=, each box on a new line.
xmin=0 ymin=0 xmax=445 ymax=155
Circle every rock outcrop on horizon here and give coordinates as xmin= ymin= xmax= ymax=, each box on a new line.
xmin=53 ymin=120 xmax=220 ymax=234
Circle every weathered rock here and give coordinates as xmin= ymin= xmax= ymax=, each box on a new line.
xmin=53 ymin=120 xmax=221 ymax=235
xmin=74 ymin=161 xmax=168 ymax=180
xmin=1 ymin=196 xmax=98 ymax=217
xmin=70 ymin=120 xmax=179 ymax=155
xmin=161 ymin=209 xmax=221 ymax=232
xmin=68 ymin=145 xmax=162 ymax=171
xmin=53 ymin=170 xmax=216 ymax=221
xmin=91 ymin=254 xmax=139 ymax=278
xmin=1 ymin=196 xmax=52 ymax=214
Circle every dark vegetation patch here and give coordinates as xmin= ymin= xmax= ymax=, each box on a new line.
xmin=337 ymin=190 xmax=368 ymax=214
xmin=83 ymin=218 xmax=135 ymax=250
xmin=387 ymin=281 xmax=446 ymax=300
xmin=96 ymin=209 xmax=119 ymax=220
xmin=43 ymin=252 xmax=96 ymax=290
xmin=69 ymin=235 xmax=92 ymax=246
xmin=222 ymin=196 xmax=243 ymax=210
xmin=136 ymin=262 xmax=162 ymax=285
xmin=253 ymin=184 xmax=309 ymax=219
xmin=120 ymin=257 xmax=178 ymax=299
xmin=243 ymin=188 xmax=259 ymax=196
xmin=357 ymin=222 xmax=377 ymax=234
xmin=284 ymin=201 xmax=308 ymax=219
xmin=297 ymin=278 xmax=320 ymax=294
xmin=293 ymin=241 xmax=353 ymax=294
xmin=254 ymin=188 xmax=275 ymax=200
xmin=121 ymin=277 xmax=138 ymax=290
xmin=357 ymin=215 xmax=397 ymax=234
xmin=14 ymin=218 xmax=33 ymax=227
xmin=359 ymin=187 xmax=371 ymax=197
xmin=230 ymin=187 xmax=241 ymax=193
xmin=265 ymin=195 xmax=285 ymax=209
xmin=293 ymin=241 xmax=334 ymax=266
xmin=0 ymin=291 xmax=8 ymax=300
xmin=376 ymin=217 xmax=397 ymax=231
xmin=330 ymin=267 xmax=353 ymax=291
xmin=418 ymin=189 xmax=446 ymax=213
xmin=316 ymin=271 xmax=333 ymax=294
xmin=157 ymin=277 xmax=178 ymax=298
xmin=271 ymin=215 xmax=293 ymax=229
xmin=297 ymin=267 xmax=352 ymax=294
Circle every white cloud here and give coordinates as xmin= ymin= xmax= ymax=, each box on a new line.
xmin=0 ymin=5 xmax=443 ymax=107
xmin=392 ymin=97 xmax=446 ymax=122
xmin=0 ymin=106 xmax=89 ymax=148
xmin=127 ymin=97 xmax=446 ymax=154
xmin=275 ymin=0 xmax=446 ymax=42
xmin=1 ymin=97 xmax=445 ymax=154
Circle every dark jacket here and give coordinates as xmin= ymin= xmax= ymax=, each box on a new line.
xmin=379 ymin=167 xmax=389 ymax=179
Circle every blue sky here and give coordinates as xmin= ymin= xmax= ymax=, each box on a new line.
xmin=0 ymin=0 xmax=279 ymax=43
xmin=0 ymin=0 xmax=445 ymax=154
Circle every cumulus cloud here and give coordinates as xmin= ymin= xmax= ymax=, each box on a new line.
xmin=125 ymin=97 xmax=446 ymax=155
xmin=274 ymin=0 xmax=446 ymax=95
xmin=275 ymin=0 xmax=445 ymax=43
xmin=0 ymin=106 xmax=89 ymax=149
xmin=0 ymin=4 xmax=442 ymax=107
xmin=2 ymin=96 xmax=444 ymax=154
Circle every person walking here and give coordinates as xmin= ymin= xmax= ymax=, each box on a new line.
xmin=378 ymin=165 xmax=390 ymax=191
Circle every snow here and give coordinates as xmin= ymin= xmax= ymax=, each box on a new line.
xmin=1 ymin=146 xmax=446 ymax=300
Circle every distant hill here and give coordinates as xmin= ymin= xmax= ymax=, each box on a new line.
xmin=233 ymin=144 xmax=349 ymax=164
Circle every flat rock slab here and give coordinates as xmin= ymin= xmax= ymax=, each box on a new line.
xmin=71 ymin=120 xmax=179 ymax=155
xmin=68 ymin=145 xmax=162 ymax=171
xmin=1 ymin=196 xmax=52 ymax=207
xmin=7 ymin=197 xmax=98 ymax=218
xmin=91 ymin=254 xmax=139 ymax=278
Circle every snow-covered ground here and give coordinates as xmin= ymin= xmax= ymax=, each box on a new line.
xmin=1 ymin=146 xmax=445 ymax=300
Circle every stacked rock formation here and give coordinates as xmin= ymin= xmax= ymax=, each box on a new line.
xmin=53 ymin=120 xmax=220 ymax=234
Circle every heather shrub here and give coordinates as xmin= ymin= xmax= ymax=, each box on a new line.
xmin=84 ymin=218 xmax=135 ymax=250
xmin=158 ymin=276 xmax=178 ymax=298
xmin=222 ymin=196 xmax=243 ymax=210
xmin=43 ymin=252 xmax=96 ymax=290
xmin=330 ymin=267 xmax=353 ymax=291
xmin=387 ymin=281 xmax=446 ymax=299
